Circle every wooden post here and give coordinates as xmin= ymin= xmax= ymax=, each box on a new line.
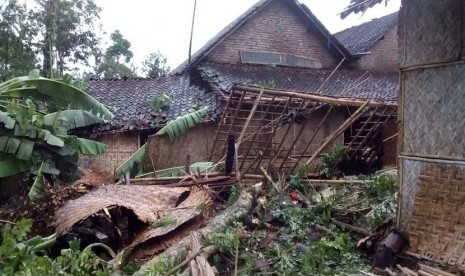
xmin=225 ymin=134 xmax=235 ymax=175
xmin=185 ymin=154 xmax=191 ymax=175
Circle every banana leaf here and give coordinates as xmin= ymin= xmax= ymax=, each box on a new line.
xmin=156 ymin=106 xmax=208 ymax=140
xmin=66 ymin=137 xmax=107 ymax=156
xmin=115 ymin=144 xmax=146 ymax=179
xmin=0 ymin=155 xmax=31 ymax=177
xmin=44 ymin=110 xmax=106 ymax=134
xmin=137 ymin=161 xmax=215 ymax=178
xmin=1 ymin=77 xmax=114 ymax=120
xmin=28 ymin=161 xmax=45 ymax=200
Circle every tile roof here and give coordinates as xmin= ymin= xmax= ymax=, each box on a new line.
xmin=334 ymin=12 xmax=398 ymax=56
xmin=198 ymin=63 xmax=398 ymax=103
xmin=171 ymin=0 xmax=352 ymax=75
xmin=86 ymin=76 xmax=221 ymax=132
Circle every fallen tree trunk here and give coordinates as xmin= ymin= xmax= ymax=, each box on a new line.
xmin=135 ymin=184 xmax=260 ymax=275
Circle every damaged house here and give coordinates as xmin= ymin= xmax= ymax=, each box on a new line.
xmin=81 ymin=0 xmax=399 ymax=177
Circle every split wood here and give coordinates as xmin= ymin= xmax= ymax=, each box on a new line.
xmin=163 ymin=245 xmax=217 ymax=276
xmin=418 ymin=263 xmax=455 ymax=276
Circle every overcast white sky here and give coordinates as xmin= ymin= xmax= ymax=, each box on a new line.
xmin=95 ymin=0 xmax=401 ymax=70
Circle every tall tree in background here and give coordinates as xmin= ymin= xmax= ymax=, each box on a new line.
xmin=37 ymin=0 xmax=102 ymax=77
xmin=95 ymin=30 xmax=137 ymax=78
xmin=0 ymin=1 xmax=39 ymax=81
xmin=142 ymin=51 xmax=170 ymax=78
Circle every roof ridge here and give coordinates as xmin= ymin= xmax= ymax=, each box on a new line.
xmin=334 ymin=11 xmax=398 ymax=36
xmin=171 ymin=0 xmax=353 ymax=75
xmin=334 ymin=11 xmax=398 ymax=55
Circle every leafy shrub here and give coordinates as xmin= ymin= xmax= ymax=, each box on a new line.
xmin=318 ymin=146 xmax=347 ymax=179
xmin=0 ymin=219 xmax=111 ymax=275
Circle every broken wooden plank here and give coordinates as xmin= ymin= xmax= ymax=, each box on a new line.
xmin=418 ymin=264 xmax=455 ymax=276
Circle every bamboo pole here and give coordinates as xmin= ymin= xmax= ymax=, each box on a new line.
xmin=347 ymin=107 xmax=388 ymax=162
xmin=267 ymin=100 xmax=309 ymax=169
xmin=239 ymin=95 xmax=276 ymax=170
xmin=237 ymin=89 xmax=264 ymax=143
xmin=344 ymin=107 xmax=379 ymax=153
xmin=245 ymin=97 xmax=293 ymax=174
xmin=220 ymin=91 xmax=246 ymax=158
xmin=208 ymin=92 xmax=233 ymax=161
xmin=291 ymin=105 xmax=334 ymax=172
xmin=234 ymin=85 xmax=395 ymax=108
xmin=276 ymin=103 xmax=320 ymax=172
xmin=305 ymin=101 xmax=369 ymax=166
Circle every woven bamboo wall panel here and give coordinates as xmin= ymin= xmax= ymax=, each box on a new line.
xmin=399 ymin=0 xmax=462 ymax=66
xmin=402 ymin=65 xmax=465 ymax=158
xmin=399 ymin=159 xmax=422 ymax=230
xmin=407 ymin=163 xmax=465 ymax=268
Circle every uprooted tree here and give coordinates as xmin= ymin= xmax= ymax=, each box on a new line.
xmin=0 ymin=70 xmax=113 ymax=200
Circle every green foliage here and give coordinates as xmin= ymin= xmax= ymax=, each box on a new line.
xmin=272 ymin=205 xmax=312 ymax=235
xmin=156 ymin=106 xmax=209 ymax=140
xmin=151 ymin=93 xmax=170 ymax=112
xmin=142 ymin=51 xmax=170 ymax=78
xmin=96 ymin=30 xmax=137 ymax=78
xmin=0 ymin=219 xmax=110 ymax=275
xmin=37 ymin=0 xmax=102 ymax=76
xmin=0 ymin=1 xmax=39 ymax=81
xmin=144 ymin=257 xmax=173 ymax=276
xmin=0 ymin=72 xmax=113 ymax=199
xmin=149 ymin=216 xmax=176 ymax=229
xmin=206 ymin=222 xmax=242 ymax=255
xmin=299 ymin=235 xmax=369 ymax=275
xmin=367 ymin=175 xmax=397 ymax=199
xmin=317 ymin=146 xmax=347 ymax=179
xmin=227 ymin=186 xmax=239 ymax=206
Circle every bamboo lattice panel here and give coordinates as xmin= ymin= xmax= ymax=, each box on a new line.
xmin=408 ymin=164 xmax=465 ymax=268
xmin=403 ymin=65 xmax=465 ymax=159
xmin=399 ymin=0 xmax=462 ymax=67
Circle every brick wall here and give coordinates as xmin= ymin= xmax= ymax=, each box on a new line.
xmin=207 ymin=0 xmax=338 ymax=68
xmin=80 ymin=132 xmax=140 ymax=176
xmin=356 ymin=24 xmax=398 ymax=72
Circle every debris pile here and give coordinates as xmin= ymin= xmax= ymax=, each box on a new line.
xmin=53 ymin=185 xmax=212 ymax=263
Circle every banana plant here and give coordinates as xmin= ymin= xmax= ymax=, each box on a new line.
xmin=156 ymin=106 xmax=208 ymax=140
xmin=0 ymin=70 xmax=113 ymax=199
